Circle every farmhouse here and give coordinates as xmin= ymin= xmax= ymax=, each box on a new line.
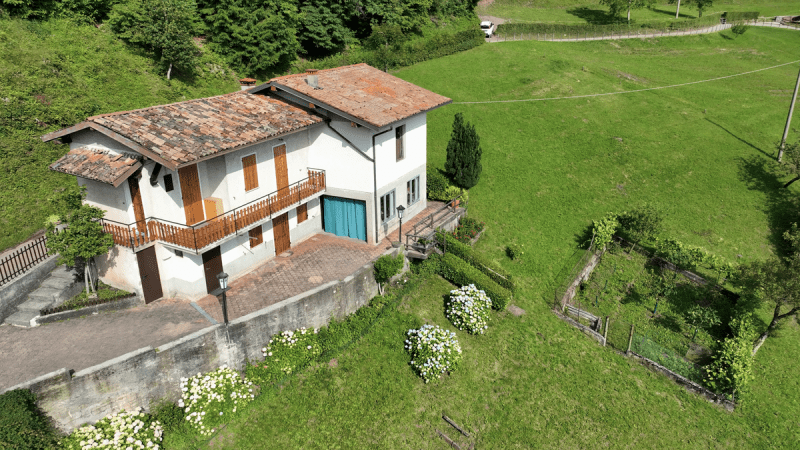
xmin=42 ymin=64 xmax=451 ymax=302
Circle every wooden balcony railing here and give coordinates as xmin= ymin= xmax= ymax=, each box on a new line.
xmin=102 ymin=169 xmax=326 ymax=252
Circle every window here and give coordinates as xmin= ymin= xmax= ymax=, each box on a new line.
xmin=249 ymin=225 xmax=263 ymax=248
xmin=297 ymin=203 xmax=308 ymax=224
xmin=407 ymin=176 xmax=419 ymax=205
xmin=242 ymin=154 xmax=259 ymax=191
xmin=395 ymin=126 xmax=404 ymax=161
xmin=163 ymin=174 xmax=174 ymax=192
xmin=380 ymin=190 xmax=395 ymax=223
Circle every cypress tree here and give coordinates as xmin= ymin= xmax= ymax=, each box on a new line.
xmin=444 ymin=113 xmax=482 ymax=189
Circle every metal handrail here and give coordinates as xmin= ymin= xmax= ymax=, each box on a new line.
xmin=100 ymin=169 xmax=326 ymax=252
xmin=404 ymin=194 xmax=467 ymax=250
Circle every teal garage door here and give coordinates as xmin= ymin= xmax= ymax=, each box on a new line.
xmin=323 ymin=196 xmax=367 ymax=241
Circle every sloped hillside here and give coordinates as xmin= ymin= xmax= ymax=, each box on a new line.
xmin=0 ymin=18 xmax=240 ymax=251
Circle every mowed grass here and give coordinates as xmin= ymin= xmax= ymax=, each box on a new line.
xmin=481 ymin=0 xmax=798 ymax=23
xmin=176 ymin=29 xmax=800 ymax=448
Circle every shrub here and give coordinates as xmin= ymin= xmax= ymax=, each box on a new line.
xmin=724 ymin=11 xmax=759 ymax=22
xmin=374 ymin=253 xmax=404 ymax=294
xmin=178 ymin=366 xmax=255 ymax=436
xmin=505 ymin=243 xmax=524 ymax=261
xmin=731 ymin=24 xmax=749 ymax=36
xmin=0 ymin=389 xmax=59 ymax=450
xmin=443 ymin=185 xmax=464 ymax=202
xmin=247 ymin=327 xmax=322 ymax=385
xmin=452 ymin=216 xmax=484 ymax=244
xmin=704 ymin=314 xmax=757 ymax=397
xmin=592 ymin=212 xmax=619 ymax=250
xmin=404 ymin=324 xmax=462 ymax=383
xmin=61 ymin=408 xmax=163 ymax=450
xmin=439 ymin=232 xmax=514 ymax=291
xmin=151 ymin=401 xmax=184 ymax=433
xmin=438 ymin=253 xmax=512 ymax=310
xmin=426 ymin=166 xmax=450 ymax=201
xmin=447 ymin=285 xmax=492 ymax=334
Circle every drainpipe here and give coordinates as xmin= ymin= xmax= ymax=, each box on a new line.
xmin=372 ymin=127 xmax=393 ymax=245
xmin=149 ymin=163 xmax=163 ymax=186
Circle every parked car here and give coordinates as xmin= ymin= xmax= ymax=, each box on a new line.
xmin=480 ymin=21 xmax=494 ymax=37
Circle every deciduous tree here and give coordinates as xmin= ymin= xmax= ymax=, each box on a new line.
xmin=734 ymin=254 xmax=800 ymax=355
xmin=46 ymin=189 xmax=114 ymax=297
xmin=618 ymin=202 xmax=664 ymax=252
xmin=600 ymin=0 xmax=654 ymax=23
xmin=444 ymin=113 xmax=482 ymax=190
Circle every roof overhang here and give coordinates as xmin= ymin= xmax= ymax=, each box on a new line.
xmin=49 ymin=147 xmax=144 ymax=188
xmin=42 ymin=122 xmax=178 ymax=171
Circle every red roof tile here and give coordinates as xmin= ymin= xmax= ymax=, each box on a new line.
xmin=43 ymin=91 xmax=323 ymax=168
xmin=49 ymin=147 xmax=142 ymax=187
xmin=270 ymin=64 xmax=451 ymax=128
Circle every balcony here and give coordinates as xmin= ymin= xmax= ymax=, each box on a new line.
xmin=102 ymin=169 xmax=326 ymax=253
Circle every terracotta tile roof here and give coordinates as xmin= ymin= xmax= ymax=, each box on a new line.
xmin=49 ymin=147 xmax=142 ymax=187
xmin=270 ymin=64 xmax=451 ymax=128
xmin=43 ymin=91 xmax=323 ymax=168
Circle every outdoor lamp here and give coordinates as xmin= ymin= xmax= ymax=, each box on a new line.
xmin=216 ymin=272 xmax=230 ymax=326
xmin=397 ymin=205 xmax=406 ymax=249
xmin=217 ymin=272 xmax=229 ymax=290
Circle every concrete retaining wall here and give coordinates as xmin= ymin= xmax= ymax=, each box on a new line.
xmin=0 ymin=255 xmax=59 ymax=323
xmin=4 ymin=250 xmax=394 ymax=432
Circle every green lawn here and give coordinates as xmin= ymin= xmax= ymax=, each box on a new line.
xmin=160 ymin=28 xmax=800 ymax=448
xmin=481 ymin=0 xmax=798 ymax=23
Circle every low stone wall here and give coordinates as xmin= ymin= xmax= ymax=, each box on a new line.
xmin=5 ymin=249 xmax=396 ymax=432
xmin=557 ymin=251 xmax=601 ymax=311
xmin=0 ymin=255 xmax=59 ymax=323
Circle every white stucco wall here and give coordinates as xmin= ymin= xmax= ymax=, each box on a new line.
xmin=308 ymin=126 xmax=374 ymax=193
xmin=79 ymin=178 xmax=131 ymax=224
xmin=70 ymin=129 xmax=133 ymax=155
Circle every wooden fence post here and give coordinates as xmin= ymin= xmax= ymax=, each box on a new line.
xmin=626 ymin=324 xmax=634 ymax=355
xmin=603 ymin=316 xmax=609 ymax=347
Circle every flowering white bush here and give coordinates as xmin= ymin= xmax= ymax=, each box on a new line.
xmin=404 ymin=324 xmax=462 ymax=383
xmin=446 ymin=284 xmax=492 ymax=334
xmin=178 ymin=365 xmax=254 ymax=436
xmin=62 ymin=408 xmax=163 ymax=450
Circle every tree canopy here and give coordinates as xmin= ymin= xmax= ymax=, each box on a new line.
xmin=599 ymin=0 xmax=654 ymax=22
xmin=445 ymin=113 xmax=482 ymax=190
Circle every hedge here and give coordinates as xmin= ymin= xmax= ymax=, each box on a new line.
xmin=496 ymin=13 xmax=721 ymax=38
xmin=439 ymin=232 xmax=515 ymax=292
xmin=438 ymin=253 xmax=512 ymax=311
xmin=0 ymin=389 xmax=59 ymax=449
xmin=724 ymin=11 xmax=759 ymax=21
xmin=294 ymin=29 xmax=485 ymax=73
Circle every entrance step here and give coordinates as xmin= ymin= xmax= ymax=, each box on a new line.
xmin=5 ymin=309 xmax=39 ymax=327
xmin=2 ymin=265 xmax=84 ymax=327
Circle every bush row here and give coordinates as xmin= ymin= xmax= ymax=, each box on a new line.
xmin=0 ymin=389 xmax=59 ymax=449
xmin=438 ymin=231 xmax=515 ymax=292
xmin=724 ymin=11 xmax=760 ymax=21
xmin=437 ymin=253 xmax=512 ymax=311
xmin=496 ymin=13 xmax=721 ymax=37
xmin=294 ymin=29 xmax=485 ymax=73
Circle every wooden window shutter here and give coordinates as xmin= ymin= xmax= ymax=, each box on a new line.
xmin=249 ymin=226 xmax=263 ymax=248
xmin=242 ymin=154 xmax=259 ymax=191
xmin=297 ymin=203 xmax=308 ymax=223
xmin=396 ymin=126 xmax=404 ymax=161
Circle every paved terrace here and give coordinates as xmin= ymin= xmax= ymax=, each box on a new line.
xmin=0 ymin=201 xmax=450 ymax=391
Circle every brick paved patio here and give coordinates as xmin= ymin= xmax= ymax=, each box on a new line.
xmin=0 ymin=201 xmax=454 ymax=390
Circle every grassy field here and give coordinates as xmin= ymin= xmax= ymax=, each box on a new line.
xmin=158 ymin=27 xmax=800 ymax=448
xmin=0 ymin=18 xmax=239 ymax=252
xmin=481 ymin=0 xmax=798 ymax=23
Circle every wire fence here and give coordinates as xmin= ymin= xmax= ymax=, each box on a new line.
xmin=493 ymin=18 xmax=798 ymax=43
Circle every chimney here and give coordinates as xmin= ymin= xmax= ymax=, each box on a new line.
xmin=305 ymin=69 xmax=319 ymax=89
xmin=239 ymin=78 xmax=257 ymax=91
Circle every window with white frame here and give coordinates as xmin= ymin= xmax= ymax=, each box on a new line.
xmin=380 ymin=190 xmax=395 ymax=223
xmin=407 ymin=176 xmax=419 ymax=205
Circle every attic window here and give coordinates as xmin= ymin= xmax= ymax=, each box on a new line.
xmin=163 ymin=174 xmax=174 ymax=192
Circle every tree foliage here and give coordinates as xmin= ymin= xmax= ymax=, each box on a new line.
xmin=734 ymin=254 xmax=800 ymax=355
xmin=685 ymin=305 xmax=721 ymax=340
xmin=704 ymin=314 xmax=756 ymax=398
xmin=599 ymin=0 xmax=654 ymax=22
xmin=108 ymin=0 xmax=200 ymax=78
xmin=298 ymin=0 xmax=354 ymax=57
xmin=445 ymin=113 xmax=482 ymax=190
xmin=775 ymin=141 xmax=800 ymax=188
xmin=46 ymin=188 xmax=114 ymax=296
xmin=618 ymin=202 xmax=664 ymax=250
xmin=199 ymin=0 xmax=300 ymax=75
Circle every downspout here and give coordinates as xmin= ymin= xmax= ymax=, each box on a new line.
xmin=372 ymin=127 xmax=393 ymax=245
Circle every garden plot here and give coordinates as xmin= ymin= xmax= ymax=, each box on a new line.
xmin=570 ymin=242 xmax=736 ymax=385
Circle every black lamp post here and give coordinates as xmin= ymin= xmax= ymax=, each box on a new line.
xmin=213 ymin=271 xmax=230 ymax=326
xmin=397 ymin=205 xmax=405 ymax=248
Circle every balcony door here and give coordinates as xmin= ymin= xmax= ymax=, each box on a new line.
xmin=178 ymin=164 xmax=205 ymax=226
xmin=273 ymin=144 xmax=289 ymax=192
